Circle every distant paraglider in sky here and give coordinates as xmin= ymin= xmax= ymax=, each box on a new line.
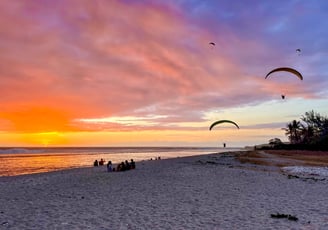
xmin=265 ymin=67 xmax=303 ymax=81
xmin=209 ymin=120 xmax=240 ymax=131
xmin=296 ymin=48 xmax=301 ymax=55
xmin=209 ymin=42 xmax=215 ymax=46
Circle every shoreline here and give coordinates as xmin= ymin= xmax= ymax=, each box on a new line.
xmin=1 ymin=151 xmax=328 ymax=229
xmin=0 ymin=147 xmax=234 ymax=177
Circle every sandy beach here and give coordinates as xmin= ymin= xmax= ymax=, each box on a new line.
xmin=1 ymin=151 xmax=328 ymax=229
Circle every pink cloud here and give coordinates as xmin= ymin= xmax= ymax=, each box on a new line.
xmin=0 ymin=0 xmax=321 ymax=133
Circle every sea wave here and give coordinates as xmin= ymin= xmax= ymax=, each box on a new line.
xmin=0 ymin=148 xmax=44 ymax=154
xmin=0 ymin=147 xmax=238 ymax=177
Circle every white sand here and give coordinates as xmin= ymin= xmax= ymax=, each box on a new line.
xmin=1 ymin=152 xmax=328 ymax=229
xmin=283 ymin=166 xmax=328 ymax=177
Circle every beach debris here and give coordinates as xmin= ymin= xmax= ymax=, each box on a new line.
xmin=287 ymin=174 xmax=300 ymax=179
xmin=270 ymin=213 xmax=298 ymax=221
xmin=271 ymin=213 xmax=288 ymax=218
xmin=194 ymin=159 xmax=233 ymax=167
xmin=287 ymin=174 xmax=326 ymax=182
xmin=209 ymin=119 xmax=240 ymax=131
xmin=1 ymin=222 xmax=9 ymax=226
xmin=220 ymin=153 xmax=234 ymax=158
xmin=288 ymin=215 xmax=298 ymax=221
xmin=206 ymin=161 xmax=219 ymax=165
xmin=195 ymin=160 xmax=205 ymax=165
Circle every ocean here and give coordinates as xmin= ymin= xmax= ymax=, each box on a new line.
xmin=0 ymin=147 xmax=241 ymax=177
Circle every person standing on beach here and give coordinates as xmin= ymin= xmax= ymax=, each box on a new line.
xmin=107 ymin=161 xmax=112 ymax=172
xmin=223 ymin=143 xmax=226 ymax=148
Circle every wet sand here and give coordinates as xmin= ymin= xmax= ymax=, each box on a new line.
xmin=237 ymin=150 xmax=328 ymax=167
xmin=0 ymin=151 xmax=328 ymax=229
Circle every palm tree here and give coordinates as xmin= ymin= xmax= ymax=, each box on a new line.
xmin=283 ymin=120 xmax=302 ymax=144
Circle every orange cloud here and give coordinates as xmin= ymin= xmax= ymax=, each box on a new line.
xmin=0 ymin=106 xmax=74 ymax=132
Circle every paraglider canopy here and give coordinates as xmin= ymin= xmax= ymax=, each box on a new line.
xmin=209 ymin=120 xmax=240 ymax=131
xmin=209 ymin=42 xmax=215 ymax=46
xmin=265 ymin=67 xmax=303 ymax=81
xmin=296 ymin=48 xmax=301 ymax=56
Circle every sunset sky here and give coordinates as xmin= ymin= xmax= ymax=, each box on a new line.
xmin=1 ymin=0 xmax=327 ymax=147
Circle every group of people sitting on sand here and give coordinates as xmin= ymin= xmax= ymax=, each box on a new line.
xmin=93 ymin=158 xmax=105 ymax=166
xmin=113 ymin=159 xmax=135 ymax=172
xmin=93 ymin=159 xmax=135 ymax=172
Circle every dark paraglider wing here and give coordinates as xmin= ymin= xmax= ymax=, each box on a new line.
xmin=265 ymin=67 xmax=303 ymax=81
xmin=209 ymin=120 xmax=240 ymax=131
xmin=296 ymin=48 xmax=301 ymax=56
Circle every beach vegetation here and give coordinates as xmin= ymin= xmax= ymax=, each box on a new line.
xmin=282 ymin=110 xmax=328 ymax=150
xmin=257 ymin=110 xmax=328 ymax=151
xmin=269 ymin=138 xmax=283 ymax=146
xmin=282 ymin=120 xmax=302 ymax=144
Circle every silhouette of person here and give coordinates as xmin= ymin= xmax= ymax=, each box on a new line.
xmin=130 ymin=159 xmax=136 ymax=169
xmin=125 ymin=160 xmax=131 ymax=170
xmin=107 ymin=161 xmax=112 ymax=172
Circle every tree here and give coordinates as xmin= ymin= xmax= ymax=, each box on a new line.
xmin=300 ymin=124 xmax=315 ymax=144
xmin=269 ymin=138 xmax=282 ymax=147
xmin=283 ymin=110 xmax=328 ymax=146
xmin=283 ymin=120 xmax=302 ymax=144
xmin=301 ymin=110 xmax=328 ymax=142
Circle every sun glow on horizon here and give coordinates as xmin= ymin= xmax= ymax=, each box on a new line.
xmin=0 ymin=126 xmax=287 ymax=148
